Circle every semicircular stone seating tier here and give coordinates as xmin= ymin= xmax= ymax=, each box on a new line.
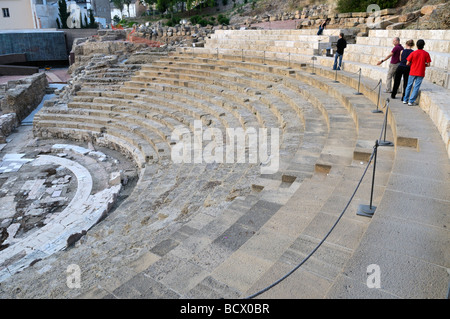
xmin=20 ymin=28 xmax=450 ymax=299
xmin=0 ymin=154 xmax=121 ymax=282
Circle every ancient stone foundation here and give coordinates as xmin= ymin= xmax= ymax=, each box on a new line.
xmin=0 ymin=72 xmax=48 ymax=121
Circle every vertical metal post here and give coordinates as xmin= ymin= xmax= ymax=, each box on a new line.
xmin=372 ymin=79 xmax=383 ymax=113
xmin=354 ymin=68 xmax=363 ymax=95
xmin=333 ymin=67 xmax=339 ymax=83
xmin=378 ymin=99 xmax=394 ymax=146
xmin=311 ymin=57 xmax=316 ymax=75
xmin=357 ymin=140 xmax=378 ymax=217
xmin=217 ymin=48 xmax=219 ymax=60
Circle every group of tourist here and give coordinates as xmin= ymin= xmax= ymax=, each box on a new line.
xmin=377 ymin=36 xmax=431 ymax=106
xmin=320 ymin=21 xmax=432 ymax=106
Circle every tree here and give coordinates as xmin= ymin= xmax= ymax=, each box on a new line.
xmin=84 ymin=14 xmax=89 ymax=28
xmin=337 ymin=0 xmax=398 ymax=13
xmin=113 ymin=0 xmax=125 ymax=18
xmin=57 ymin=0 xmax=69 ymax=29
xmin=156 ymin=0 xmax=171 ymax=14
xmin=79 ymin=12 xmax=84 ymax=28
xmin=88 ymin=9 xmax=98 ymax=28
xmin=124 ymin=0 xmax=132 ymax=17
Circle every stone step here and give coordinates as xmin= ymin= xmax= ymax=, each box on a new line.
xmin=80 ymin=77 xmax=131 ymax=83
xmin=80 ymin=83 xmax=123 ymax=90
xmin=121 ymin=79 xmax=301 ymax=174
xmin=134 ymin=63 xmax=324 ymax=171
xmin=82 ymin=71 xmax=135 ymax=78
xmin=181 ymin=47 xmax=448 ymax=146
xmin=156 ymin=54 xmax=376 ymax=182
xmin=35 ymin=114 xmax=163 ymax=163
xmin=356 ymin=36 xmax=450 ymax=54
xmin=73 ymin=93 xmax=201 ymax=131
xmin=368 ymin=29 xmax=450 ymax=41
xmin=122 ymin=81 xmax=246 ymax=131
xmin=345 ymin=44 xmax=450 ymax=70
xmin=33 ymin=125 xmax=148 ymax=168
xmin=131 ymin=73 xmax=270 ymax=131
xmin=211 ymin=29 xmax=340 ymax=41
xmin=63 ymin=103 xmax=174 ymax=143
xmin=205 ymin=39 xmax=330 ymax=55
xmin=135 ymin=67 xmax=288 ymax=128
xmin=132 ymin=56 xmax=398 ymax=299
xmin=73 ymin=91 xmax=189 ymax=130
xmin=308 ymin=59 xmax=449 ymax=152
xmin=168 ymin=52 xmax=383 ymax=161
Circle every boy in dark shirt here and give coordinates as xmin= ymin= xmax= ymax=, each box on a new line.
xmin=333 ymin=33 xmax=347 ymax=71
xmin=391 ymin=39 xmax=414 ymax=100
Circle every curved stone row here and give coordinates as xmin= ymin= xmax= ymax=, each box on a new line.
xmin=3 ymin=28 xmax=448 ymax=298
xmin=21 ymin=40 xmax=394 ymax=298
xmin=0 ymin=154 xmax=122 ymax=283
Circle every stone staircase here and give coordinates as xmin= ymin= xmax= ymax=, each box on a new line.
xmin=199 ymin=28 xmax=450 ymax=157
xmin=3 ymin=28 xmax=448 ymax=299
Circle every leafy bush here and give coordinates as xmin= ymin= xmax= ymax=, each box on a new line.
xmin=165 ymin=16 xmax=181 ymax=27
xmin=217 ymin=14 xmax=229 ymax=25
xmin=190 ymin=15 xmax=201 ymax=25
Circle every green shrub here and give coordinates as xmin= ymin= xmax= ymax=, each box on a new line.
xmin=337 ymin=0 xmax=398 ymax=13
xmin=165 ymin=16 xmax=181 ymax=27
xmin=217 ymin=14 xmax=229 ymax=25
xmin=190 ymin=15 xmax=201 ymax=25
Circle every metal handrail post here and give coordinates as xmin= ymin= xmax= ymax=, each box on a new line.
xmin=354 ymin=68 xmax=363 ymax=95
xmin=372 ymin=79 xmax=383 ymax=113
xmin=357 ymin=140 xmax=378 ymax=217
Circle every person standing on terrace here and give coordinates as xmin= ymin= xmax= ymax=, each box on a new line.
xmin=391 ymin=39 xmax=415 ymax=100
xmin=377 ymin=37 xmax=404 ymax=93
xmin=333 ymin=33 xmax=347 ymax=71
xmin=317 ymin=18 xmax=331 ymax=35
xmin=403 ymin=39 xmax=431 ymax=106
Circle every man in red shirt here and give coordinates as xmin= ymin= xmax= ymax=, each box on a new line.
xmin=403 ymin=39 xmax=432 ymax=106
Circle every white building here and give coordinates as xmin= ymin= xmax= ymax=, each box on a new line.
xmin=0 ymin=0 xmax=38 ymax=29
xmin=0 ymin=0 xmax=109 ymax=30
xmin=110 ymin=0 xmax=137 ymax=19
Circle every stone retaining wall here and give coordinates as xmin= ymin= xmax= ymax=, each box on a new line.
xmin=0 ymin=72 xmax=48 ymax=122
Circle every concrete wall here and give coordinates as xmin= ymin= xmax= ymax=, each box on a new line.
xmin=92 ymin=0 xmax=111 ymax=24
xmin=35 ymin=3 xmax=59 ymax=29
xmin=61 ymin=28 xmax=99 ymax=53
xmin=0 ymin=30 xmax=68 ymax=61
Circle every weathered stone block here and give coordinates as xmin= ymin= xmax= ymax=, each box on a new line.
xmin=0 ymin=72 xmax=48 ymax=121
